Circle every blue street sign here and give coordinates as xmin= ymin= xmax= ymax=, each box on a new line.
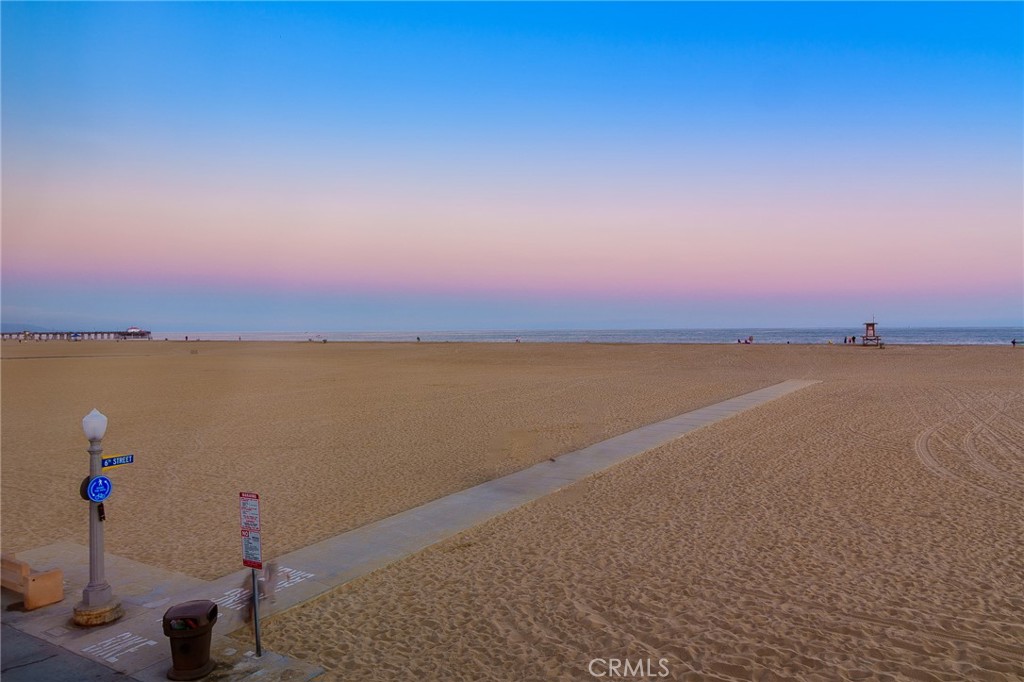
xmin=87 ymin=476 xmax=112 ymax=503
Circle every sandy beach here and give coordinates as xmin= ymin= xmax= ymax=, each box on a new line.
xmin=2 ymin=341 xmax=1022 ymax=680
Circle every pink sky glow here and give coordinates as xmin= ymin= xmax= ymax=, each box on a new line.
xmin=5 ymin=168 xmax=1020 ymax=302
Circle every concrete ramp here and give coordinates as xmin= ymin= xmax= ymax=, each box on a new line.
xmin=275 ymin=379 xmax=821 ymax=588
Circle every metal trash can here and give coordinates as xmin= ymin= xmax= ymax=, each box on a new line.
xmin=162 ymin=599 xmax=218 ymax=680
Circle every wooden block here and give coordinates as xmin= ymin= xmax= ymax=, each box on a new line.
xmin=24 ymin=568 xmax=64 ymax=610
xmin=1 ymin=554 xmax=64 ymax=610
xmin=1 ymin=555 xmax=29 ymax=592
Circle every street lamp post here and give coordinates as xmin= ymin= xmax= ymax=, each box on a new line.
xmin=73 ymin=409 xmax=124 ymax=626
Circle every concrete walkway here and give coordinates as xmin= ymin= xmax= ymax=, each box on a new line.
xmin=0 ymin=624 xmax=124 ymax=682
xmin=2 ymin=379 xmax=818 ymax=681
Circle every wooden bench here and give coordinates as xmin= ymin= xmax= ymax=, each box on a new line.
xmin=1 ymin=554 xmax=64 ymax=610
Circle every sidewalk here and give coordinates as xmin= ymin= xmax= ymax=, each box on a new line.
xmin=1 ymin=624 xmax=124 ymax=682
xmin=0 ymin=545 xmax=323 ymax=681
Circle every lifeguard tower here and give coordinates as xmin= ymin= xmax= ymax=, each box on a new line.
xmin=862 ymin=320 xmax=881 ymax=346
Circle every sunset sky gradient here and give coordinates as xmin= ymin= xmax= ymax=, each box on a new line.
xmin=3 ymin=2 xmax=1021 ymax=331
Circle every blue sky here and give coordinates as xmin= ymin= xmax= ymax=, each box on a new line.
xmin=3 ymin=2 xmax=1022 ymax=331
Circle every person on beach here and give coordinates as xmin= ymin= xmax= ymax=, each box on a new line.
xmin=243 ymin=562 xmax=279 ymax=627
xmin=1014 ymin=339 xmax=1018 ymax=347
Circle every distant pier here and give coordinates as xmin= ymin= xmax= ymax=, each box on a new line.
xmin=1 ymin=328 xmax=152 ymax=341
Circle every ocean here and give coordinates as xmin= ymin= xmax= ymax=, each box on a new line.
xmin=155 ymin=327 xmax=1023 ymax=345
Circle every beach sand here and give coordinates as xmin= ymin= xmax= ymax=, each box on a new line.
xmin=2 ymin=341 xmax=1022 ymax=679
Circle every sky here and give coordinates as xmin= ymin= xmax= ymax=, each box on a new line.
xmin=2 ymin=2 xmax=1022 ymax=331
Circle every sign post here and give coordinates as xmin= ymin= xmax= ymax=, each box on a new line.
xmin=74 ymin=409 xmax=123 ymax=626
xmin=239 ymin=492 xmax=262 ymax=657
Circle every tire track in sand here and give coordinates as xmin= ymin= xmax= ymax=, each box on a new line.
xmin=961 ymin=400 xmax=1024 ymax=494
xmin=912 ymin=422 xmax=997 ymax=498
xmin=908 ymin=386 xmax=1022 ymax=503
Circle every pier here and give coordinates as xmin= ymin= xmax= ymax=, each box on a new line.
xmin=1 ymin=328 xmax=152 ymax=342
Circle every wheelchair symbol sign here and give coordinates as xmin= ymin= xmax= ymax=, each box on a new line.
xmin=87 ymin=476 xmax=113 ymax=502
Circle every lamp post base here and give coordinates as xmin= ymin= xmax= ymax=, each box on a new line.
xmin=73 ymin=599 xmax=124 ymax=626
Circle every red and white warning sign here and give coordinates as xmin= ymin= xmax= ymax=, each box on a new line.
xmin=241 ymin=529 xmax=262 ymax=570
xmin=239 ymin=492 xmax=261 ymax=531
xmin=240 ymin=492 xmax=262 ymax=569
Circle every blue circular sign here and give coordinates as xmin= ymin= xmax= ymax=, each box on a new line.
xmin=87 ymin=476 xmax=112 ymax=502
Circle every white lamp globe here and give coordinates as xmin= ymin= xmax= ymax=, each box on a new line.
xmin=82 ymin=409 xmax=108 ymax=441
